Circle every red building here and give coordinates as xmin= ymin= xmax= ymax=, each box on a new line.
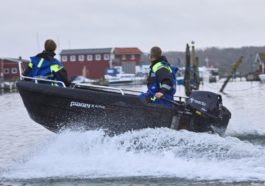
xmin=0 ymin=58 xmax=28 ymax=81
xmin=112 ymin=48 xmax=142 ymax=74
xmin=60 ymin=48 xmax=112 ymax=79
xmin=60 ymin=47 xmax=142 ymax=79
xmin=113 ymin=48 xmax=142 ymax=65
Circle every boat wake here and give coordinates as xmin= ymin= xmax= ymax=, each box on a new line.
xmin=1 ymin=128 xmax=265 ymax=182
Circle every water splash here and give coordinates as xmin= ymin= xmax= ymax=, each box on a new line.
xmin=2 ymin=128 xmax=265 ymax=181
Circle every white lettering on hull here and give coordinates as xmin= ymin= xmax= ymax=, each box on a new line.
xmin=70 ymin=101 xmax=106 ymax=109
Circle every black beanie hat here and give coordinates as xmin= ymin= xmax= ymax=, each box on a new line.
xmin=150 ymin=46 xmax=162 ymax=59
xmin=44 ymin=39 xmax=57 ymax=52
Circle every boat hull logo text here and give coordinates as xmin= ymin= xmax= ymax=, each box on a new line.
xmin=70 ymin=101 xmax=106 ymax=109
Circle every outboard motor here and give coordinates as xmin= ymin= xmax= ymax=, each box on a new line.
xmin=185 ymin=91 xmax=231 ymax=135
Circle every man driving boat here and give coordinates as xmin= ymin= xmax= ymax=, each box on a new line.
xmin=140 ymin=46 xmax=177 ymax=106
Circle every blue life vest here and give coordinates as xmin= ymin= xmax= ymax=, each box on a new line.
xmin=146 ymin=61 xmax=177 ymax=105
xmin=27 ymin=56 xmax=63 ymax=81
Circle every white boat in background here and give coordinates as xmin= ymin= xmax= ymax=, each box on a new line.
xmin=199 ymin=66 xmax=219 ymax=83
xmin=104 ymin=68 xmax=146 ymax=85
xmin=259 ymin=74 xmax=265 ymax=83
xmin=176 ymin=66 xmax=219 ymax=85
xmin=105 ymin=73 xmax=135 ymax=84
xmin=71 ymin=76 xmax=98 ymax=84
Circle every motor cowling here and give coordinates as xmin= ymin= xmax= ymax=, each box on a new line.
xmin=185 ymin=91 xmax=231 ymax=135
xmin=187 ymin=91 xmax=222 ymax=117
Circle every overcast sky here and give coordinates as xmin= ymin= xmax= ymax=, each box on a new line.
xmin=1 ymin=0 xmax=265 ymax=58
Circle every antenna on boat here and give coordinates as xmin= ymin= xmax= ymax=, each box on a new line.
xmin=36 ymin=32 xmax=40 ymax=52
xmin=57 ymin=35 xmax=60 ymax=53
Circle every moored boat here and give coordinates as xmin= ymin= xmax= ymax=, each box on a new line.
xmin=259 ymin=74 xmax=265 ymax=83
xmin=104 ymin=68 xmax=146 ymax=85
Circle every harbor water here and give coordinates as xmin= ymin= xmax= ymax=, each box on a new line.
xmin=1 ymin=81 xmax=265 ymax=185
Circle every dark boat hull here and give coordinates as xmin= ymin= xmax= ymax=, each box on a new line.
xmin=17 ymin=81 xmax=231 ymax=135
xmin=17 ymin=81 xmax=176 ymax=133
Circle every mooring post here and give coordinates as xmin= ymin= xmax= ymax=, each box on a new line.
xmin=194 ymin=57 xmax=200 ymax=90
xmin=190 ymin=42 xmax=200 ymax=90
xmin=219 ymin=56 xmax=243 ymax=93
xmin=184 ymin=44 xmax=191 ymax=96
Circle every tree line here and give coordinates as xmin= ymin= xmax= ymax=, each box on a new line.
xmin=141 ymin=46 xmax=265 ymax=76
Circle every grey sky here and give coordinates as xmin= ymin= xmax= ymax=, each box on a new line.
xmin=1 ymin=0 xmax=265 ymax=58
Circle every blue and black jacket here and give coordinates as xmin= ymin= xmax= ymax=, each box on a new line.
xmin=23 ymin=51 xmax=70 ymax=86
xmin=146 ymin=56 xmax=177 ymax=105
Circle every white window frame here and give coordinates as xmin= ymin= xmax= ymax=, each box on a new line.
xmin=95 ymin=54 xmax=101 ymax=61
xmin=62 ymin=55 xmax=68 ymax=62
xmin=4 ymin=68 xmax=9 ymax=74
xmin=78 ymin=55 xmax=85 ymax=61
xmin=11 ymin=68 xmax=17 ymax=74
xmin=104 ymin=54 xmax=110 ymax=60
xmin=122 ymin=55 xmax=126 ymax=60
xmin=87 ymin=55 xmax=93 ymax=61
xmin=131 ymin=54 xmax=135 ymax=60
xmin=70 ymin=55 xmax=76 ymax=62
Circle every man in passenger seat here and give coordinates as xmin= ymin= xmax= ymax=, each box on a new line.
xmin=23 ymin=39 xmax=70 ymax=87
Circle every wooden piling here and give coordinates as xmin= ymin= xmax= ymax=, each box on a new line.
xmin=193 ymin=57 xmax=200 ymax=90
xmin=184 ymin=44 xmax=191 ymax=96
xmin=219 ymin=56 xmax=243 ymax=93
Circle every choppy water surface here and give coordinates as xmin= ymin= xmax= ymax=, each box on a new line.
xmin=0 ymin=81 xmax=265 ymax=185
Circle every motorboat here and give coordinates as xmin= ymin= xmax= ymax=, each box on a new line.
xmin=104 ymin=68 xmax=146 ymax=85
xmin=259 ymin=74 xmax=265 ymax=83
xmin=17 ymin=75 xmax=231 ymax=136
xmin=71 ymin=75 xmax=98 ymax=84
xmin=105 ymin=73 xmax=138 ymax=84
